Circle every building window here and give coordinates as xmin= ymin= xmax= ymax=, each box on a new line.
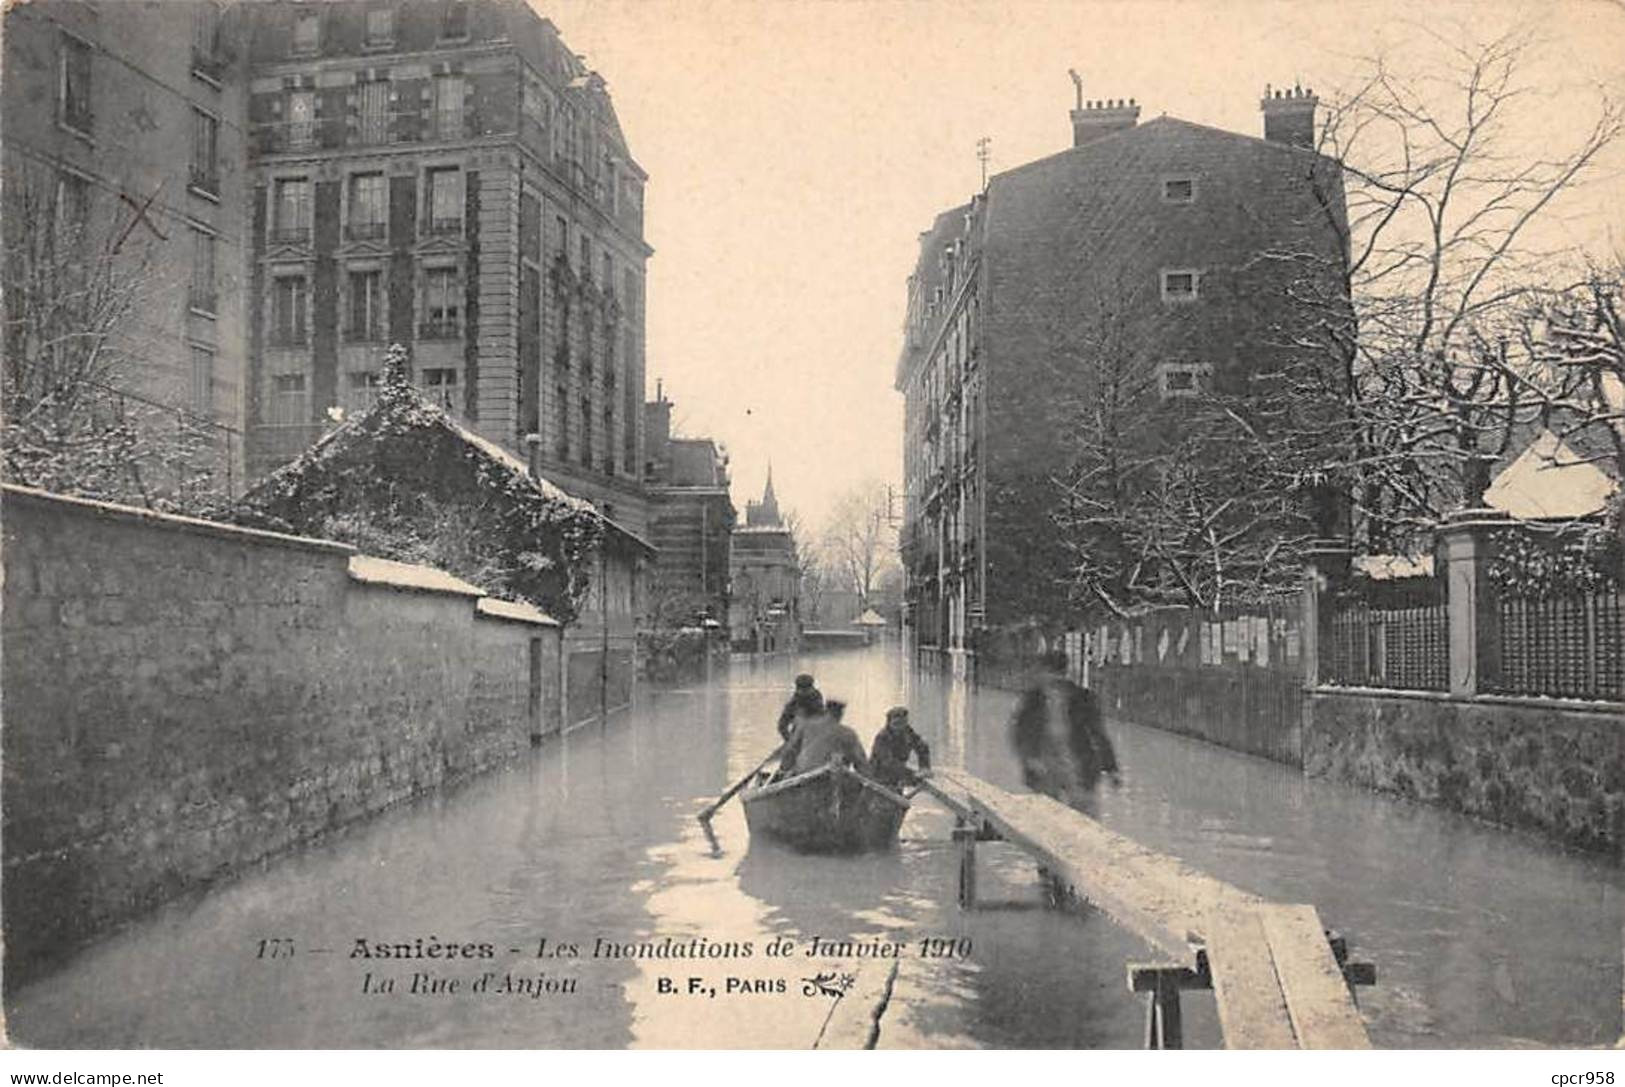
xmin=579 ymin=235 xmax=591 ymax=280
xmin=271 ymin=178 xmax=311 ymax=243
xmin=347 ymin=269 xmax=384 ymax=340
xmin=358 ymin=79 xmax=389 ymax=145
xmin=581 ymin=397 xmax=593 ymax=468
xmin=347 ymin=369 xmax=382 ymax=413
xmin=190 ymin=231 xmax=217 ymax=314
xmin=190 ymin=110 xmax=219 ymax=196
xmin=420 ymin=266 xmax=460 ymax=338
xmin=192 ymin=2 xmax=224 ymax=81
xmin=1160 ymin=269 xmax=1200 ymax=302
xmin=347 ymin=172 xmax=386 ymax=239
xmin=364 ymin=7 xmax=394 ymax=48
xmin=1157 ymin=362 xmax=1212 ymax=399
xmin=433 ymin=75 xmax=464 ymax=141
xmin=190 ymin=346 xmax=215 ymax=415
xmin=59 ymin=32 xmax=93 ymax=135
xmin=554 ymin=215 xmax=569 ymax=262
xmin=1162 ymin=177 xmax=1196 ymax=203
xmin=603 ymin=406 xmax=615 ymax=474
xmin=555 ymin=382 xmax=569 ymax=458
xmin=421 ymin=367 xmax=458 ymax=410
xmin=268 ymin=372 xmax=308 ymax=425
xmin=291 ymin=12 xmax=320 ymax=56
xmin=270 ymin=275 xmax=308 ymax=345
xmin=287 ymin=89 xmax=315 ymax=149
xmin=55 ymin=172 xmax=91 ymax=241
xmin=424 ymin=167 xmax=462 ymax=235
xmin=441 ymin=0 xmax=470 ymax=40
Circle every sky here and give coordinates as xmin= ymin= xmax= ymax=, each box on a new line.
xmin=533 ymin=0 xmax=1625 ymax=534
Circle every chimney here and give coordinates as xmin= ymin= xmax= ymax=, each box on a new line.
xmin=1070 ymin=97 xmax=1140 ymax=146
xmin=1260 ymin=83 xmax=1318 ymax=148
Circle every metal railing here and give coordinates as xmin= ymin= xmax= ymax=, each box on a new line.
xmin=1324 ymin=578 xmax=1449 ymax=691
xmin=1489 ymin=585 xmax=1624 ymax=701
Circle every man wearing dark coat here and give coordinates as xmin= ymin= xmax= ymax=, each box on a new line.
xmin=777 ymin=673 xmax=824 ymax=741
xmin=869 ymin=706 xmax=932 ymax=789
xmin=780 ymin=700 xmax=868 ymax=777
xmin=1010 ymin=649 xmax=1120 ymax=799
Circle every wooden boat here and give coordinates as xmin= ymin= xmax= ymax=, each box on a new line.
xmin=740 ymin=762 xmax=910 ymax=853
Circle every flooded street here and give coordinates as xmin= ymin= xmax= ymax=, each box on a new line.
xmin=9 ymin=647 xmax=1622 ymax=1049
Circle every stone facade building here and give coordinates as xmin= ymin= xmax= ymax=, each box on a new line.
xmin=896 ymin=87 xmax=1348 ymax=674
xmin=2 ymin=0 xmax=251 ymax=491
xmin=643 ymin=387 xmax=736 ymax=629
xmin=729 ymin=471 xmax=800 ymax=653
xmin=242 ymin=0 xmax=652 ymax=534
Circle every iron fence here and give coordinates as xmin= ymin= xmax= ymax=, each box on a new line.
xmin=1489 ymin=585 xmax=1624 ymax=701
xmin=1324 ymin=577 xmax=1449 ymax=691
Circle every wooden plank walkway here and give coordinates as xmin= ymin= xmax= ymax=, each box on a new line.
xmin=919 ymin=768 xmax=1370 ymax=1050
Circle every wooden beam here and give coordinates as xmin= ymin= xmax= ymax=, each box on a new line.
xmin=1205 ymin=907 xmax=1299 ymax=1050
xmin=921 ymin=769 xmax=1260 ymax=959
xmin=1259 ymin=904 xmax=1373 ymax=1049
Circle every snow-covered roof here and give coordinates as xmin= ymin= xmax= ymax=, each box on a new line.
xmin=348 ymin=554 xmax=484 ymax=597
xmin=1485 ymin=429 xmax=1619 ymax=520
xmin=1352 ymin=554 xmax=1435 ymax=580
xmin=443 ymin=415 xmax=592 ymax=512
xmin=476 ymin=597 xmax=559 ymax=626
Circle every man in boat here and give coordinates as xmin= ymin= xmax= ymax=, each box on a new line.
xmin=869 ymin=706 xmax=932 ymax=790
xmin=776 ymin=673 xmax=825 ymax=741
xmin=1010 ymin=649 xmax=1120 ymax=801
xmin=780 ymin=699 xmax=869 ymax=777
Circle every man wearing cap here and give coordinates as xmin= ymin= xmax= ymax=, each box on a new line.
xmin=869 ymin=707 xmax=932 ymax=790
xmin=777 ymin=673 xmax=824 ymax=741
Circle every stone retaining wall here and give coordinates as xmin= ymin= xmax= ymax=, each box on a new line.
xmin=1 ymin=486 xmax=561 ymax=983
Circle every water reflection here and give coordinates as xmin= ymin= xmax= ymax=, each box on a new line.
xmin=6 ymin=645 xmax=1620 ymax=1049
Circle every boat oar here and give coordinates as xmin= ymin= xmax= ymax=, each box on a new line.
xmin=697 ymin=742 xmax=787 ymax=827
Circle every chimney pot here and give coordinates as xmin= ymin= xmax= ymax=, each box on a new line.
xmin=1070 ymin=93 xmax=1140 ymax=146
xmin=1260 ymin=80 xmax=1319 ymax=147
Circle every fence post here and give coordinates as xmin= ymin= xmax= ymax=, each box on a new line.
xmin=1300 ymin=540 xmax=1351 ymax=689
xmin=1438 ymin=510 xmax=1510 ymax=697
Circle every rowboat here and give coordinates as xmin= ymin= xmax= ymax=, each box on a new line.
xmin=740 ymin=762 xmax=910 ymax=853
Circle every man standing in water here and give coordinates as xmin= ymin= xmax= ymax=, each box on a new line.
xmin=1010 ymin=649 xmax=1120 ymax=801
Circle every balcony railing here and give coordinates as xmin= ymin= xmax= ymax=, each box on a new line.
xmin=268 ymin=329 xmax=308 ymax=347
xmin=269 ymin=225 xmax=310 ymax=246
xmin=418 ymin=318 xmax=462 ymax=341
xmin=346 ymin=221 xmax=387 ymax=241
xmin=424 ymin=217 xmax=463 ymax=236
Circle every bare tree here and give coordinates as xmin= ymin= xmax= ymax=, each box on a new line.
xmin=1302 ymin=23 xmax=1625 ymax=545
xmin=820 ymin=479 xmax=899 ymax=608
xmin=1052 ymin=278 xmax=1330 ymax=615
xmin=2 ymin=156 xmax=229 ymax=508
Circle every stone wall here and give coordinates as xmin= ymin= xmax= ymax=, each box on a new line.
xmin=1305 ymin=688 xmax=1625 ymax=853
xmin=1 ymin=486 xmax=561 ymax=983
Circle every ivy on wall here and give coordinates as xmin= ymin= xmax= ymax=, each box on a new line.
xmin=1485 ymin=524 xmax=1621 ymax=598
xmin=236 ymin=344 xmax=603 ymax=623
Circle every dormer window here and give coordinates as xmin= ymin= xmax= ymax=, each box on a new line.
xmin=1162 ymin=177 xmax=1196 ymax=203
xmin=1161 ymin=269 xmax=1200 ymax=302
xmin=441 ymin=1 xmax=470 ymax=40
xmin=364 ymin=7 xmax=395 ymax=48
xmin=291 ymin=12 xmax=320 ymax=56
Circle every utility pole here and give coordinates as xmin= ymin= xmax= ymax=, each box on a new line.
xmin=976 ymin=137 xmax=991 ymax=192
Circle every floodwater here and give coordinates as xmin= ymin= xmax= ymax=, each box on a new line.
xmin=8 ymin=646 xmax=1621 ymax=1048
